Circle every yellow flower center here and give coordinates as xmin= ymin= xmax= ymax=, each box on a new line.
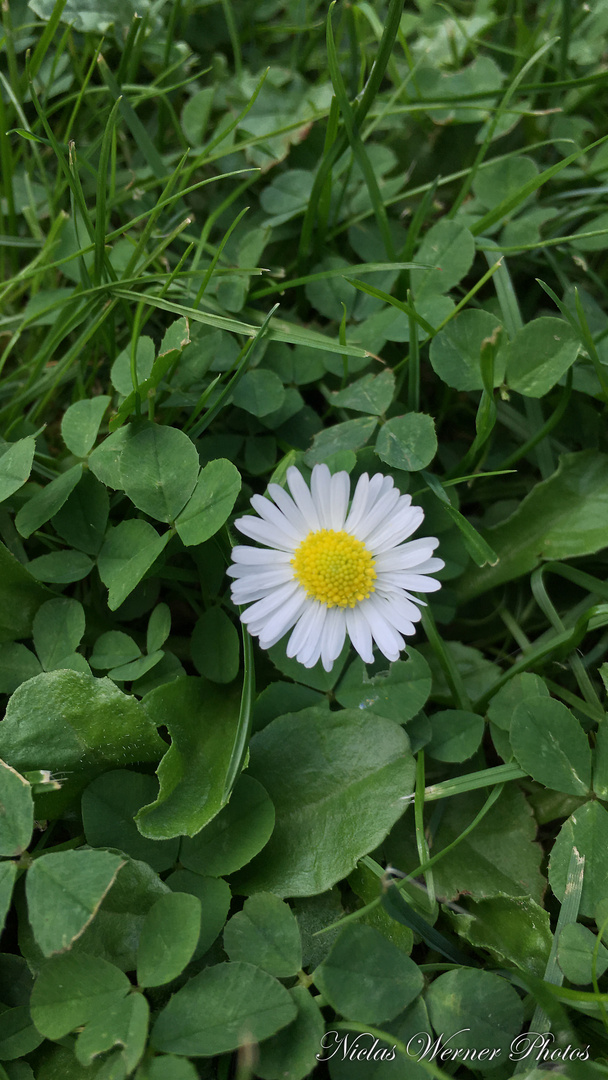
xmin=291 ymin=529 xmax=376 ymax=608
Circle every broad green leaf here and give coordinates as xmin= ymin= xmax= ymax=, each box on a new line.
xmin=315 ymin=924 xmax=423 ymax=1024
xmin=71 ymin=855 xmax=170 ymax=973
xmin=61 ymin=397 xmax=111 ymax=457
xmin=473 ymin=154 xmax=539 ymax=210
xmin=0 ymin=862 xmax=17 ymax=936
xmin=33 ymin=598 xmax=85 ymax=671
xmin=304 ymin=417 xmax=377 ymax=467
xmin=268 ymin=639 xmax=350 ymax=692
xmin=75 ymin=992 xmax=148 ymax=1071
xmin=0 ymin=1004 xmax=44 ymax=1060
xmin=110 ymin=338 xmax=154 ymax=397
xmin=166 ymin=870 xmax=231 ymax=960
xmin=190 ymin=606 xmax=239 ymax=684
xmin=592 ymin=722 xmax=608 ymax=800
xmin=174 ymin=458 xmax=241 ymax=547
xmin=52 ymin=471 xmax=109 ymax=555
xmin=27 ymin=550 xmax=94 ymax=583
xmin=486 ymin=673 xmax=549 ymax=731
xmin=410 ymin=219 xmax=475 ymax=299
xmin=146 ymin=1055 xmax=199 ymax=1080
xmin=325 ymin=997 xmax=431 ymax=1080
xmin=329 ymin=370 xmax=395 ymax=415
xmin=180 ymin=774 xmax=275 ymax=878
xmin=253 ymin=681 xmax=325 ymax=732
xmin=181 ymin=87 xmax=214 ymax=145
xmin=549 ymin=801 xmax=608 ymax=918
xmin=387 ymin=786 xmax=545 ymax=903
xmin=506 ymin=316 xmax=579 ymax=397
xmin=0 ymin=760 xmax=33 ymax=856
xmin=88 ymin=427 xmax=131 ymax=489
xmin=511 ymin=698 xmax=592 ymax=796
xmin=557 ymin=923 xmax=608 ymax=985
xmin=231 ymin=707 xmax=415 ymax=897
xmin=456 ymin=452 xmax=608 ymax=599
xmin=30 ymin=952 xmax=130 ymax=1040
xmin=89 ymin=631 xmax=141 ymax=670
xmin=108 ymin=651 xmax=164 ymax=683
xmin=98 ymin=519 xmax=170 ymax=610
xmin=0 ymin=670 xmax=165 ymax=773
xmin=0 ymin=642 xmax=42 ymax=693
xmin=451 ymin=895 xmax=552 ymax=977
xmin=151 ymin=961 xmax=297 ymax=1056
xmin=223 ymin=893 xmax=302 ymax=977
xmin=137 ymin=893 xmax=201 ymax=987
xmin=260 ymin=168 xmax=314 ymax=227
xmin=136 ymin=677 xmax=242 ymax=839
xmin=119 ymin=423 xmax=199 ymax=523
xmin=0 ymin=437 xmax=35 ymax=503
xmin=375 ymin=414 xmax=437 ymax=472
xmin=429 ymin=311 xmax=507 ymax=391
xmin=82 ymin=771 xmax=179 ymax=872
xmin=426 ymin=709 xmax=485 ymax=763
xmin=425 ymin=969 xmax=524 ymax=1066
xmin=335 ymin=651 xmax=432 ymax=723
xmin=29 ymin=0 xmax=148 ymax=32
xmin=349 ymin=861 xmax=414 ymax=956
xmin=232 ymin=369 xmax=285 ymax=416
xmin=15 ymin=464 xmax=83 ymax=538
xmin=255 ymin=986 xmax=325 ymax=1080
xmin=147 ymin=603 xmax=171 ymax=654
xmin=26 ymin=849 xmax=124 ymax=956
xmin=0 ymin=542 xmax=50 ymax=644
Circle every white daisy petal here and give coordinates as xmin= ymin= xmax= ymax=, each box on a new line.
xmin=267 ymin=483 xmax=309 ymax=536
xmin=234 ymin=516 xmax=297 ymax=552
xmin=286 ymin=466 xmax=321 ymax=530
xmin=310 ymin=463 xmax=333 ymax=529
xmin=250 ymin=494 xmax=302 ymax=541
xmin=227 ymin=466 xmax=444 ymax=672
xmin=321 ymin=606 xmax=347 ymax=671
xmin=230 ymin=546 xmax=293 ymax=566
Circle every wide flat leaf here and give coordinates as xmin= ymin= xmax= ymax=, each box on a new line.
xmin=315 ymin=924 xmax=423 ymax=1025
xmin=190 ymin=606 xmax=239 ymax=684
xmin=15 ymin=463 xmax=83 ymax=538
xmin=329 ymin=371 xmax=395 ymax=416
xmin=137 ymin=892 xmax=201 ymax=987
xmin=451 ymin=895 xmax=552 ymax=977
xmin=166 ymin=870 xmax=231 ymax=960
xmin=511 ymin=697 xmax=592 ymax=796
xmin=0 ymin=759 xmax=33 ymax=856
xmin=425 ymin=969 xmax=524 ymax=1065
xmin=0 ymin=670 xmax=166 ymax=773
xmin=27 ymin=549 xmax=94 ymax=583
xmin=26 ymin=849 xmax=124 ymax=956
xmin=426 ymin=709 xmax=485 ymax=763
xmin=136 ymin=677 xmax=242 ymax=839
xmin=456 ymin=452 xmax=608 ymax=599
xmin=429 ymin=310 xmax=507 ymax=391
xmin=33 ymin=597 xmax=85 ymax=671
xmin=0 ymin=642 xmax=42 ymax=693
xmin=304 ymin=417 xmax=377 ymax=467
xmin=0 ymin=1003 xmax=44 ymax=1060
xmin=98 ymin=519 xmax=171 ymax=610
xmin=223 ymin=893 xmax=302 ymax=977
xmin=81 ymin=770 xmax=179 ymax=872
xmin=151 ymin=961 xmax=297 ymax=1056
xmin=506 ymin=316 xmax=579 ymax=397
xmin=549 ymin=800 xmax=608 ymax=918
xmin=119 ymin=423 xmax=199 ymax=523
xmin=231 ymin=707 xmax=415 ymax=897
xmin=75 ymin=992 xmax=149 ymax=1071
xmin=558 ymin=923 xmax=608 ymax=985
xmin=0 ymin=541 xmax=51 ymax=644
xmin=375 ymin=413 xmax=437 ymax=472
xmin=335 ymin=652 xmax=432 ymax=723
xmin=61 ymin=397 xmax=111 ymax=457
xmin=52 ymin=471 xmax=109 ymax=555
xmin=180 ymin=774 xmax=275 ymax=878
xmin=0 ymin=436 xmax=36 ymax=503
xmin=0 ymin=861 xmax=17 ymax=936
xmin=410 ymin=219 xmax=475 ymax=299
xmin=387 ymin=785 xmax=545 ymax=903
xmin=174 ymin=458 xmax=241 ymax=547
xmin=232 ymin=369 xmax=285 ymax=416
xmin=255 ymin=986 xmax=324 ymax=1080
xmin=30 ymin=952 xmax=130 ymax=1040
xmin=70 ymin=854 xmax=170 ymax=973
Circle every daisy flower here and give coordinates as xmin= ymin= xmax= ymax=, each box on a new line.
xmin=227 ymin=463 xmax=444 ymax=672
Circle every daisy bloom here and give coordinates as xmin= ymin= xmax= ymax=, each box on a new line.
xmin=227 ymin=464 xmax=444 ymax=672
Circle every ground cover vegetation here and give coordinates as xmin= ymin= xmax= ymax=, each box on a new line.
xmin=1 ymin=0 xmax=608 ymax=1076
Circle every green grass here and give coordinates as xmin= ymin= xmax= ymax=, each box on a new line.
xmin=2 ymin=0 xmax=608 ymax=1076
